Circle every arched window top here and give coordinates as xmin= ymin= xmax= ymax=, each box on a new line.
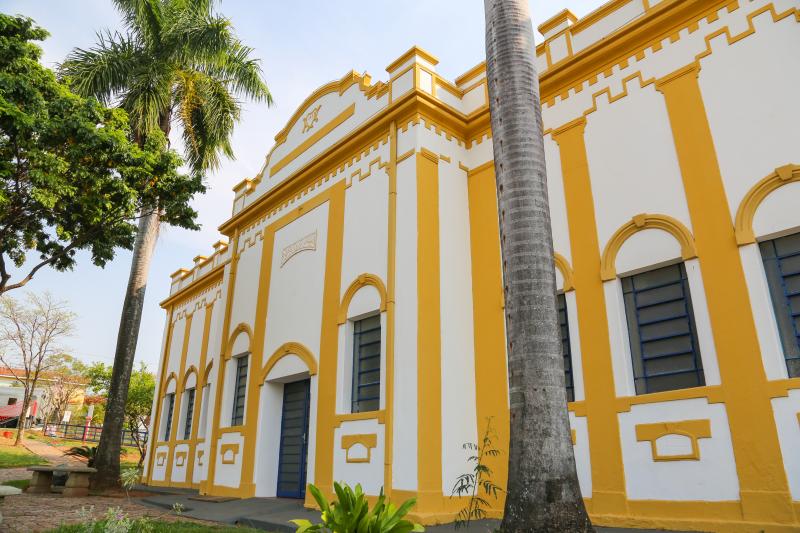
xmin=601 ymin=214 xmax=697 ymax=281
xmin=182 ymin=366 xmax=198 ymax=390
xmin=554 ymin=253 xmax=574 ymax=292
xmin=226 ymin=323 xmax=253 ymax=360
xmin=338 ymin=274 xmax=387 ymax=325
xmin=259 ymin=342 xmax=318 ymax=383
xmin=735 ymin=164 xmax=800 ymax=245
xmin=162 ymin=372 xmax=178 ymax=395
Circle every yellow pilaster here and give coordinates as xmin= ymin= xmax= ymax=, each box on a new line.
xmin=312 ymin=179 xmax=347 ymax=496
xmin=466 ymin=162 xmax=509 ymax=511
xmin=384 ymin=122 xmax=398 ymax=497
xmin=657 ymin=64 xmax=795 ymax=524
xmin=202 ymin=232 xmax=241 ymax=494
xmin=237 ymin=227 xmax=277 ymax=497
xmin=416 ymin=150 xmax=443 ymax=512
xmin=165 ymin=313 xmax=193 ymax=484
xmin=186 ymin=302 xmax=215 ymax=488
xmin=145 ymin=306 xmax=174 ymax=484
xmin=553 ymin=118 xmax=628 ymax=516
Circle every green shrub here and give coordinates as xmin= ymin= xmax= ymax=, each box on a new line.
xmin=292 ymin=482 xmax=424 ymax=533
xmin=63 ymin=445 xmax=97 ymax=466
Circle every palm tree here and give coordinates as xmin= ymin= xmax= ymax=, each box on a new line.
xmin=483 ymin=1 xmax=592 ymax=530
xmin=61 ymin=0 xmax=271 ymax=489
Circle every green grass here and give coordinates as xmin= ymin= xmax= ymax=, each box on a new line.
xmin=1 ymin=479 xmax=30 ymax=490
xmin=0 ymin=444 xmax=48 ymax=468
xmin=47 ymin=520 xmax=269 ymax=532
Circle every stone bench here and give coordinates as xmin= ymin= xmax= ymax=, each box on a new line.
xmin=0 ymin=485 xmax=23 ymax=525
xmin=27 ymin=465 xmax=97 ymax=497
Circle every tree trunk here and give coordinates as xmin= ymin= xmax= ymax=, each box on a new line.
xmin=14 ymin=392 xmax=31 ymax=446
xmin=483 ymin=1 xmax=593 ymax=531
xmin=91 ymin=211 xmax=160 ymax=489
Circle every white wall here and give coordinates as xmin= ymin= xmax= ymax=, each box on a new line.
xmin=618 ymin=399 xmax=739 ymax=501
xmin=392 ymin=154 xmax=418 ymax=491
xmin=438 ymin=160 xmax=479 ymax=492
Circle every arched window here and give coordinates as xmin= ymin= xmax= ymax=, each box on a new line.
xmin=759 ymin=231 xmax=800 ymax=377
xmin=620 ymin=262 xmax=705 ymax=394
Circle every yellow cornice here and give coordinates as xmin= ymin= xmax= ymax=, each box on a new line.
xmin=218 ymin=90 xmax=490 ymax=236
xmin=570 ymin=0 xmax=634 ymax=35
xmin=272 ymin=70 xmax=374 ymax=145
xmin=385 ymin=45 xmax=439 ymax=73
xmin=160 ymin=262 xmax=225 ymax=309
xmin=454 ymin=62 xmax=485 ymax=87
xmin=538 ymin=8 xmax=577 ymax=36
xmin=269 ymin=103 xmax=356 ymax=177
xmin=538 ymin=0 xmax=729 ymax=100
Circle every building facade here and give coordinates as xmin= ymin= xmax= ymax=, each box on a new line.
xmin=144 ymin=1 xmax=800 ymax=530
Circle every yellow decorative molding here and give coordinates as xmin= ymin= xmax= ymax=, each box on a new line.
xmin=175 ymin=451 xmax=187 ymax=467
xmin=571 ymin=429 xmax=577 ymax=445
xmin=280 ymin=230 xmax=318 ymax=267
xmin=161 ymin=372 xmax=177 ymax=395
xmin=182 ymin=365 xmax=198 ymax=389
xmin=341 ymin=433 xmax=378 ymax=464
xmin=635 ymin=419 xmax=712 ymax=462
xmin=156 ymin=452 xmax=167 ymax=467
xmin=554 ymin=253 xmax=575 ymax=292
xmin=220 ymin=443 xmax=240 ymax=465
xmin=302 ymin=105 xmax=321 ymax=133
xmin=225 ymin=323 xmax=253 ymax=361
xmin=337 ymin=274 xmax=388 ymax=325
xmin=270 ymin=103 xmax=356 ymax=177
xmin=259 ymin=341 xmax=318 ymax=383
xmin=196 ymin=450 xmax=204 ymax=467
xmin=734 ymin=164 xmax=800 ymax=245
xmin=334 ymin=410 xmax=386 ymax=428
xmin=600 ymin=213 xmax=697 ymax=281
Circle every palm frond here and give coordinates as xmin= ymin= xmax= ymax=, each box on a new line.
xmin=111 ymin=0 xmax=163 ymax=45
xmin=206 ymin=41 xmax=272 ymax=104
xmin=175 ymin=69 xmax=239 ymax=172
xmin=162 ymin=8 xmax=234 ymax=64
xmin=120 ymin=65 xmax=173 ymax=139
xmin=59 ymin=31 xmax=142 ymax=105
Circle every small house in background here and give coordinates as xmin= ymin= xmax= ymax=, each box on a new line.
xmin=0 ymin=367 xmax=86 ymax=428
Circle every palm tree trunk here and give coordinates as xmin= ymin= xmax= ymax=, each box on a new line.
xmin=483 ymin=1 xmax=593 ymax=531
xmin=91 ymin=210 xmax=160 ymax=489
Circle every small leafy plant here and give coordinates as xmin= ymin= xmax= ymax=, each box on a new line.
xmin=119 ymin=467 xmax=141 ymax=501
xmin=64 ymin=445 xmax=98 ymax=467
xmin=292 ymin=482 xmax=424 ymax=533
xmin=450 ymin=417 xmax=504 ymax=529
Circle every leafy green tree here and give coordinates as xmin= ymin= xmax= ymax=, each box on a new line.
xmin=0 ymin=14 xmax=203 ymax=294
xmin=81 ymin=361 xmax=154 ymax=467
xmin=60 ymin=0 xmax=271 ymax=489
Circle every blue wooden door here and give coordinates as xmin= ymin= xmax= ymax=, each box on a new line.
xmin=276 ymin=379 xmax=310 ymax=498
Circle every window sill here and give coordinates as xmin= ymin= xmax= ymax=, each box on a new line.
xmin=615 ymin=385 xmax=724 ymax=413
xmin=334 ymin=410 xmax=385 ymax=427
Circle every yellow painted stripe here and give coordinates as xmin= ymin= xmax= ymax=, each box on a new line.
xmin=312 ymin=180 xmax=347 ymax=496
xmin=657 ymin=64 xmax=794 ymax=523
xmin=466 ymin=163 xmax=509 ymax=512
xmin=553 ymin=118 xmax=628 ymax=515
xmin=270 ymin=104 xmax=356 ymax=177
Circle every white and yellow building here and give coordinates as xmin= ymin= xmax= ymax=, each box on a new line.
xmin=144 ymin=1 xmax=800 ymax=530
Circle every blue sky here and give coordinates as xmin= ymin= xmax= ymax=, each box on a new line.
xmin=1 ymin=0 xmax=607 ymax=370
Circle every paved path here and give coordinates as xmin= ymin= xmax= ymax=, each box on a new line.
xmin=137 ymin=489 xmax=688 ymax=533
xmin=21 ymin=439 xmax=83 ymax=467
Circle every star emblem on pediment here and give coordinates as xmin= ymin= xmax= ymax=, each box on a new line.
xmin=302 ymin=105 xmax=321 ymax=133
